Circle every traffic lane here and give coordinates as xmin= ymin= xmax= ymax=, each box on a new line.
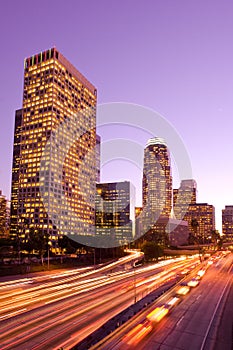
xmin=0 ymin=256 xmax=200 ymax=348
xmin=2 ymin=270 xmax=179 ymax=349
xmin=88 ymin=253 xmax=229 ymax=350
xmin=0 ymin=265 xmax=166 ymax=320
xmin=1 ymin=261 xmax=191 ymax=350
xmin=6 ymin=278 xmax=149 ymax=350
xmin=137 ymin=254 xmax=232 ymax=350
xmin=0 ymin=263 xmax=182 ymax=347
xmin=90 ymin=262 xmax=209 ymax=349
xmin=0 ymin=257 xmax=195 ymax=320
xmin=0 ymin=249 xmax=142 ymax=292
xmin=214 ymin=278 xmax=233 ymax=350
xmin=29 ymin=280 xmax=178 ymax=350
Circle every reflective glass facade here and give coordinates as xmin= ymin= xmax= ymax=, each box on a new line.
xmin=186 ymin=203 xmax=215 ymax=240
xmin=10 ymin=48 xmax=97 ymax=247
xmin=142 ymin=137 xmax=172 ymax=235
xmin=10 ymin=109 xmax=23 ymax=239
xmin=95 ymin=181 xmax=135 ymax=245
xmin=222 ymin=206 xmax=233 ymax=242
xmin=0 ymin=191 xmax=7 ymax=237
xmin=173 ymin=179 xmax=197 ymax=220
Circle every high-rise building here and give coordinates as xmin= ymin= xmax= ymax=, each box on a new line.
xmin=10 ymin=109 xmax=23 ymax=239
xmin=95 ymin=181 xmax=135 ymax=246
xmin=142 ymin=137 xmax=172 ymax=235
xmin=0 ymin=191 xmax=7 ymax=237
xmin=185 ymin=203 xmax=215 ymax=241
xmin=10 ymin=48 xmax=97 ymax=248
xmin=6 ymin=201 xmax=10 ymax=235
xmin=222 ymin=206 xmax=233 ymax=242
xmin=135 ymin=206 xmax=142 ymax=239
xmin=96 ymin=134 xmax=101 ymax=182
xmin=173 ymin=179 xmax=197 ymax=220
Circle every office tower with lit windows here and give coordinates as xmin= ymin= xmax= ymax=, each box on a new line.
xmin=135 ymin=206 xmax=142 ymax=239
xmin=10 ymin=48 xmax=97 ymax=247
xmin=142 ymin=137 xmax=172 ymax=235
xmin=222 ymin=206 xmax=233 ymax=242
xmin=185 ymin=203 xmax=215 ymax=241
xmin=96 ymin=134 xmax=101 ymax=182
xmin=173 ymin=179 xmax=197 ymax=220
xmin=10 ymin=109 xmax=23 ymax=239
xmin=0 ymin=190 xmax=7 ymax=237
xmin=95 ymin=181 xmax=135 ymax=246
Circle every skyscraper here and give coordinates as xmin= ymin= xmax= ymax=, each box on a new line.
xmin=173 ymin=179 xmax=197 ymax=220
xmin=96 ymin=134 xmax=101 ymax=182
xmin=95 ymin=181 xmax=135 ymax=247
xmin=10 ymin=48 xmax=97 ymax=248
xmin=222 ymin=206 xmax=233 ymax=242
xmin=142 ymin=137 xmax=172 ymax=235
xmin=186 ymin=203 xmax=215 ymax=241
xmin=10 ymin=109 xmax=23 ymax=239
xmin=0 ymin=190 xmax=7 ymax=237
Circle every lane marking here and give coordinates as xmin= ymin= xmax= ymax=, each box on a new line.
xmin=176 ymin=315 xmax=184 ymax=327
xmin=200 ymin=263 xmax=233 ymax=350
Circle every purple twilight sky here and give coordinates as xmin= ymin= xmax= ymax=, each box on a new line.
xmin=0 ymin=0 xmax=233 ymax=232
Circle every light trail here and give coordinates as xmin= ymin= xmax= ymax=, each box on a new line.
xmin=0 ymin=252 xmax=201 ymax=350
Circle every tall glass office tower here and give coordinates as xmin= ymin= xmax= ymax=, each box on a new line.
xmin=10 ymin=48 xmax=97 ymax=248
xmin=142 ymin=137 xmax=172 ymax=234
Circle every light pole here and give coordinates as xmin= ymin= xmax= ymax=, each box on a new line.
xmin=133 ymin=262 xmax=137 ymax=303
xmin=17 ymin=235 xmax=21 ymax=264
xmin=48 ymin=242 xmax=52 ymax=270
xmin=94 ymin=248 xmax=96 ymax=269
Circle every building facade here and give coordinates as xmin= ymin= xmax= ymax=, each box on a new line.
xmin=167 ymin=219 xmax=189 ymax=247
xmin=95 ymin=181 xmax=135 ymax=247
xmin=173 ymin=179 xmax=197 ymax=220
xmin=10 ymin=109 xmax=23 ymax=239
xmin=10 ymin=48 xmax=97 ymax=247
xmin=185 ymin=203 xmax=215 ymax=241
xmin=96 ymin=134 xmax=101 ymax=182
xmin=142 ymin=137 xmax=172 ymax=236
xmin=0 ymin=191 xmax=7 ymax=237
xmin=135 ymin=206 xmax=142 ymax=239
xmin=222 ymin=206 xmax=233 ymax=242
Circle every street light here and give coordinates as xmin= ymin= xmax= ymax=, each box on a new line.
xmin=47 ymin=241 xmax=52 ymax=270
xmin=17 ymin=234 xmax=21 ymax=265
xmin=93 ymin=248 xmax=96 ymax=269
xmin=133 ymin=261 xmax=137 ymax=304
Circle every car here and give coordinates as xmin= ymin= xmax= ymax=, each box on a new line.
xmin=146 ymin=306 xmax=169 ymax=323
xmin=187 ymin=278 xmax=199 ymax=287
xmin=176 ymin=285 xmax=190 ymax=295
xmin=197 ymin=269 xmax=205 ymax=277
xmin=165 ymin=296 xmax=181 ymax=310
xmin=123 ymin=321 xmax=152 ymax=346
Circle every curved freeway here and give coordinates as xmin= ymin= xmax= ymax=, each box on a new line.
xmin=91 ymin=251 xmax=232 ymax=350
xmin=0 ymin=252 xmax=201 ymax=350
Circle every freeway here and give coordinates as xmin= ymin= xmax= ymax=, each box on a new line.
xmin=93 ymin=251 xmax=232 ymax=350
xmin=0 ymin=252 xmax=201 ymax=349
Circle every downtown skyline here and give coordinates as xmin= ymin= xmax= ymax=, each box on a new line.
xmin=1 ymin=0 xmax=233 ymax=232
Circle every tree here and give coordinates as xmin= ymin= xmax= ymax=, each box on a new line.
xmin=141 ymin=241 xmax=163 ymax=262
xmin=26 ymin=229 xmax=49 ymax=265
xmin=33 ymin=230 xmax=49 ymax=265
xmin=58 ymin=235 xmax=69 ymax=254
xmin=191 ymin=218 xmax=199 ymax=236
xmin=211 ymin=230 xmax=220 ymax=250
xmin=66 ymin=242 xmax=76 ymax=254
xmin=217 ymin=237 xmax=223 ymax=250
xmin=23 ymin=228 xmax=36 ymax=254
